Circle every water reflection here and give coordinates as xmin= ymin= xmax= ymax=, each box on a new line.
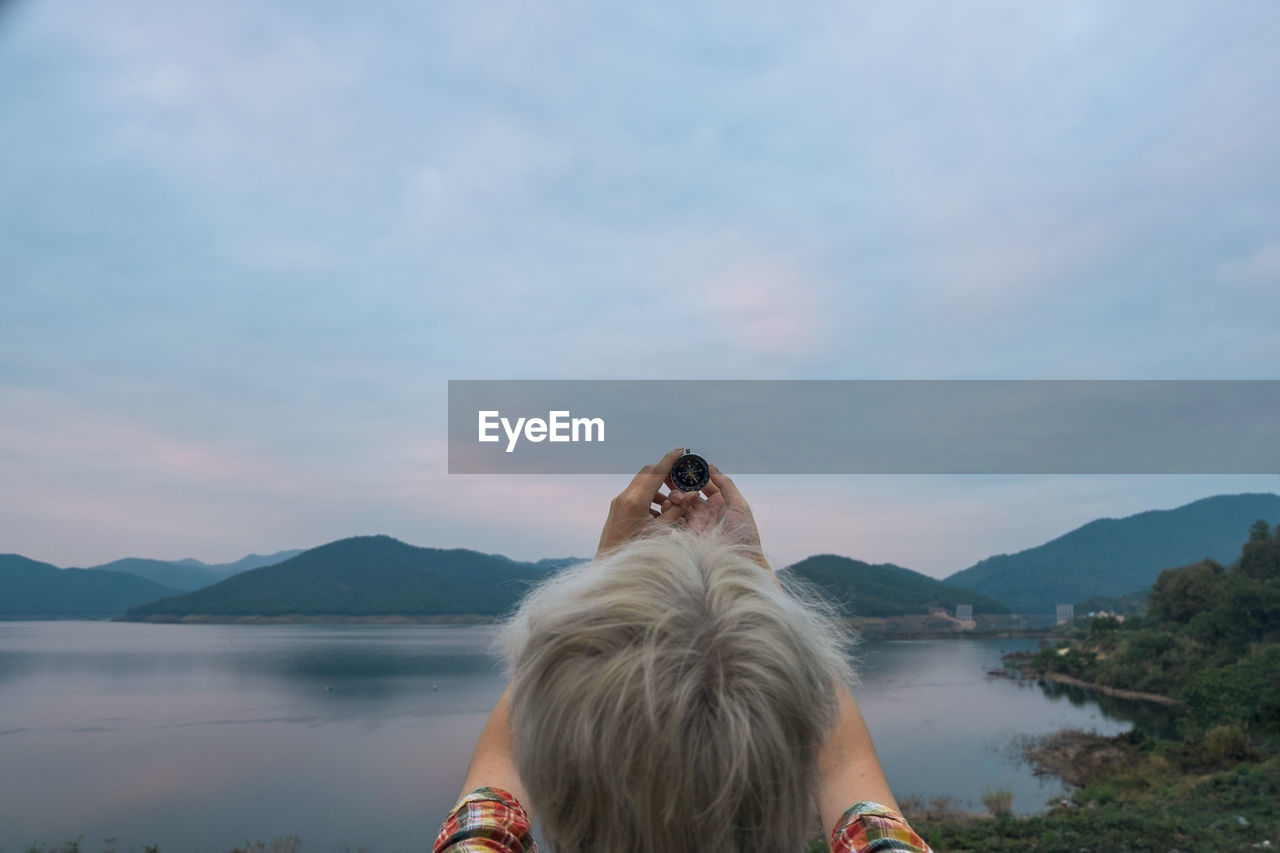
xmin=0 ymin=623 xmax=1159 ymax=852
xmin=1034 ymin=677 xmax=1182 ymax=740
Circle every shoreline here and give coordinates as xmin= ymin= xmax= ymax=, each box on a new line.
xmin=1 ymin=613 xmax=1065 ymax=637
xmin=1034 ymin=671 xmax=1182 ymax=706
xmin=114 ymin=613 xmax=500 ymax=625
xmin=9 ymin=614 xmax=1064 ymax=639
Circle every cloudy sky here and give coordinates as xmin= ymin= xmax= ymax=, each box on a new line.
xmin=2 ymin=0 xmax=1277 ymax=576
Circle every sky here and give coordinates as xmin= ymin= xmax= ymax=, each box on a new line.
xmin=1 ymin=0 xmax=1277 ymax=577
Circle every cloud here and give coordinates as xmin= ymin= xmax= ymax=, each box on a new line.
xmin=2 ymin=0 xmax=1279 ymax=567
xmin=0 ymin=388 xmax=290 ymax=487
xmin=1217 ymin=243 xmax=1280 ymax=288
xmin=693 ymin=249 xmax=831 ymax=360
xmin=61 ymin=2 xmax=366 ymax=170
xmin=389 ymin=115 xmax=570 ymax=250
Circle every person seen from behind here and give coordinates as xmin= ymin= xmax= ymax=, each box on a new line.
xmin=433 ymin=447 xmax=933 ymax=853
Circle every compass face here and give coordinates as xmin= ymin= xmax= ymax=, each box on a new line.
xmin=671 ymin=452 xmax=711 ymax=493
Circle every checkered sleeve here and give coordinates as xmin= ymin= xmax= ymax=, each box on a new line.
xmin=831 ymin=801 xmax=933 ymax=853
xmin=432 ymin=786 xmax=537 ymax=853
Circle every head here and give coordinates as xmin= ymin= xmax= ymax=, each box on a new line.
xmin=495 ymin=524 xmax=856 ymax=853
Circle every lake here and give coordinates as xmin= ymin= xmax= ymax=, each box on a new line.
xmin=0 ymin=621 xmax=1150 ymax=853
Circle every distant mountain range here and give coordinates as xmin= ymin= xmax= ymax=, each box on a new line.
xmin=116 ymin=537 xmax=1003 ymax=623
xmin=0 ymin=554 xmax=183 ymax=618
xmin=121 ymin=536 xmax=562 ymax=621
xmin=3 ymin=492 xmax=1277 ymax=620
xmin=944 ymin=493 xmax=1280 ymax=613
xmin=76 ymin=549 xmax=304 ymax=591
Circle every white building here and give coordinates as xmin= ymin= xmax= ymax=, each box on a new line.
xmin=1056 ymin=603 xmax=1075 ymax=624
xmin=955 ymin=604 xmax=973 ymax=622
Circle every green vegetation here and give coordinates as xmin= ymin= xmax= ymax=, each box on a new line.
xmin=1031 ymin=521 xmax=1280 ymax=733
xmin=980 ymin=787 xmax=1014 ymax=818
xmin=944 ymin=492 xmax=1280 ymax=613
xmin=889 ymin=520 xmax=1280 ymax=851
xmin=16 ymin=834 xmax=324 ymax=853
xmin=914 ymin=742 xmax=1280 ymax=852
xmin=1074 ymin=587 xmax=1149 ymax=616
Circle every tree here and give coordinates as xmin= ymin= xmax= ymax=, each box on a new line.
xmin=1249 ymin=519 xmax=1271 ymax=542
xmin=1147 ymin=559 xmax=1224 ymax=624
xmin=1240 ymin=522 xmax=1280 ymax=580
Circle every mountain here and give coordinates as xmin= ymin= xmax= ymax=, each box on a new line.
xmin=82 ymin=558 xmax=224 ymax=591
xmin=0 ymin=554 xmax=185 ymax=618
xmin=120 ymin=535 xmax=564 ymax=621
xmin=784 ymin=555 xmax=1008 ymax=617
xmin=944 ymin=493 xmax=1280 ymax=613
xmin=83 ymin=549 xmax=303 ymax=591
xmin=119 ymin=534 xmax=999 ymax=623
xmin=192 ymin=549 xmax=305 ymax=574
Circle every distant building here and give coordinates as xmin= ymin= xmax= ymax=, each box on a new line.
xmin=1089 ymin=609 xmax=1127 ymax=624
xmin=955 ymin=604 xmax=973 ymax=622
xmin=1056 ymin=603 xmax=1075 ymax=624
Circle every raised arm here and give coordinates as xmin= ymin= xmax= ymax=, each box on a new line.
xmin=455 ymin=682 xmax=528 ymax=803
xmin=818 ymin=691 xmax=934 ymax=852
xmin=816 ymin=684 xmax=900 ymax=830
xmin=457 ymin=446 xmax=691 ymax=802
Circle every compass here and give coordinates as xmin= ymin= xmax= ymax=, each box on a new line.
xmin=670 ymin=449 xmax=711 ymax=493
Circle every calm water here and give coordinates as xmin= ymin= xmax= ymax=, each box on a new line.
xmin=0 ymin=622 xmax=1153 ymax=853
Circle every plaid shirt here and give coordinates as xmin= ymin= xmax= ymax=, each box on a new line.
xmin=433 ymin=786 xmax=933 ymax=853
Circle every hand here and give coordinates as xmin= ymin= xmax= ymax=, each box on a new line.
xmin=665 ymin=464 xmax=769 ymax=571
xmin=596 ymin=452 xmax=770 ymax=575
xmin=595 ymin=447 xmax=688 ymax=556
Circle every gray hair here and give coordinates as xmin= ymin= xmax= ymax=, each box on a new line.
xmin=494 ymin=523 xmax=857 ymax=853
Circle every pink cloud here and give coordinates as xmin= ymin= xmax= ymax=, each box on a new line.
xmin=695 ymin=251 xmax=831 ymax=359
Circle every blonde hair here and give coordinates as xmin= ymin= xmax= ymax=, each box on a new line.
xmin=495 ymin=523 xmax=856 ymax=853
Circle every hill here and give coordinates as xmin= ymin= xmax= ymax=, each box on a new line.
xmin=83 ymin=549 xmax=302 ymax=591
xmin=186 ymin=549 xmax=305 ymax=574
xmin=784 ymin=554 xmax=1008 ymax=617
xmin=120 ymin=535 xmax=563 ymax=621
xmin=943 ymin=493 xmax=1280 ymax=613
xmin=0 ymin=554 xmax=185 ymax=618
xmin=118 ymin=534 xmax=1002 ymax=623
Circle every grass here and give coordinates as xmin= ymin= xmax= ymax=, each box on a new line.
xmin=980 ymin=786 xmax=1014 ymax=818
xmin=13 ymin=836 xmax=365 ymax=853
xmin=908 ymin=732 xmax=1280 ymax=852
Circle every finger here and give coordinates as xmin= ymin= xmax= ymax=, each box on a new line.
xmin=625 ymin=447 xmax=687 ymax=500
xmin=708 ymin=467 xmax=746 ymax=507
xmin=654 ymin=501 xmax=689 ymax=525
xmin=674 ymin=490 xmax=707 ymax=506
xmin=650 ymin=490 xmax=669 ymax=507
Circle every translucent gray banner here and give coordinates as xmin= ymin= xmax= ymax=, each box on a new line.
xmin=447 ymin=380 xmax=1279 ymax=474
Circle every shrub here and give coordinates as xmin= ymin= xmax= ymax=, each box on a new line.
xmin=981 ymin=786 xmax=1013 ymax=817
xmin=1192 ymin=723 xmax=1256 ymax=768
xmin=228 ymin=836 xmax=302 ymax=853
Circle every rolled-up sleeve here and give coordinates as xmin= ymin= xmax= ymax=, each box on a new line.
xmin=831 ymin=801 xmax=933 ymax=853
xmin=433 ymin=786 xmax=537 ymax=853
